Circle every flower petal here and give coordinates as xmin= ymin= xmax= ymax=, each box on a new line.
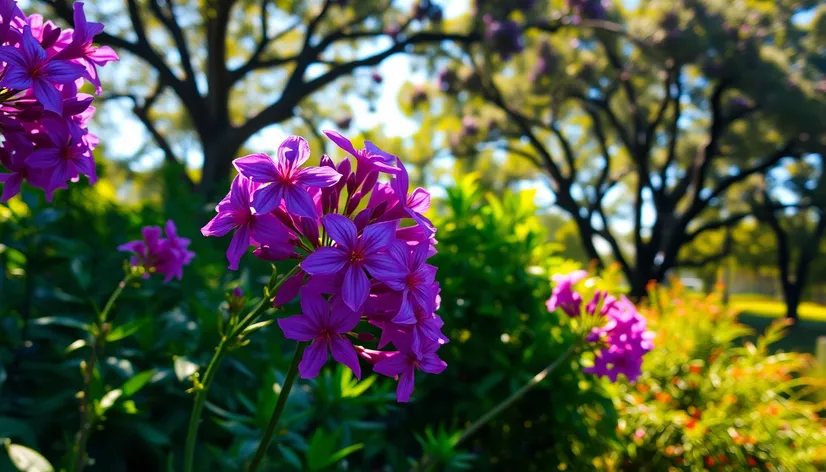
xmin=296 ymin=166 xmax=342 ymax=188
xmin=277 ymin=314 xmax=318 ymax=342
xmin=407 ymin=187 xmax=431 ymax=214
xmin=419 ymin=352 xmax=447 ymax=374
xmin=342 ymin=265 xmax=369 ymax=311
xmin=277 ymin=135 xmax=311 ymax=168
xmin=329 ymin=297 xmax=361 ymax=333
xmin=298 ymin=340 xmax=329 ymax=379
xmin=323 ymin=129 xmax=358 ymax=156
xmin=250 ymin=183 xmax=284 ymax=215
xmin=201 ymin=211 xmax=240 ymax=237
xmin=233 ymin=153 xmax=279 ymax=182
xmin=283 ymin=185 xmax=319 ymax=219
xmin=396 ymin=367 xmax=415 ymax=402
xmin=321 ymin=214 xmax=357 ymax=249
xmin=374 ymin=351 xmax=411 ymax=377
xmin=0 ymin=173 xmax=22 ymax=202
xmin=363 ymin=252 xmax=402 ymax=284
xmin=226 ymin=224 xmax=251 ymax=270
xmin=229 ymin=174 xmax=254 ymax=209
xmin=299 ymin=288 xmax=329 ymax=326
xmin=391 ymin=292 xmax=416 ymax=325
xmin=273 ymin=270 xmax=304 ymax=307
xmin=41 ymin=59 xmax=85 ymax=83
xmin=250 ymin=213 xmax=290 ymax=246
xmin=360 ymin=221 xmax=396 ymax=252
xmin=330 ymin=336 xmax=361 ymax=379
xmin=33 ymin=79 xmax=63 ymax=114
xmin=301 ymin=246 xmax=347 ymax=275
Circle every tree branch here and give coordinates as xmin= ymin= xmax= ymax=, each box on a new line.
xmin=684 ymin=212 xmax=750 ymax=244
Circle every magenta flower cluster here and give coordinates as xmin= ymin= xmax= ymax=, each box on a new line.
xmin=202 ymin=132 xmax=447 ymax=402
xmin=0 ymin=1 xmax=118 ymax=202
xmin=118 ymin=220 xmax=195 ymax=283
xmin=547 ymin=270 xmax=654 ymax=382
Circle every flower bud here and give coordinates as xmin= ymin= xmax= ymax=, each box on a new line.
xmin=345 ymin=191 xmax=364 ymax=215
xmin=361 ymin=170 xmax=379 ymax=194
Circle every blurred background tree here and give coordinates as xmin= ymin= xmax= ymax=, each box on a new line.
xmin=35 ymin=0 xmax=478 ymax=198
xmin=406 ymin=0 xmax=826 ymax=298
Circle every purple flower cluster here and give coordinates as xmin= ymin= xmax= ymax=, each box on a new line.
xmin=0 ymin=1 xmax=118 ymax=202
xmin=202 ymin=132 xmax=447 ymax=402
xmin=546 ymin=270 xmax=654 ymax=382
xmin=483 ymin=15 xmax=523 ymax=61
xmin=584 ymin=295 xmax=654 ymax=382
xmin=118 ymin=220 xmax=195 ymax=283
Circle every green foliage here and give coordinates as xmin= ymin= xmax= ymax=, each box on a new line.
xmin=601 ymin=283 xmax=826 ymax=471
xmin=397 ymin=174 xmax=617 ymax=470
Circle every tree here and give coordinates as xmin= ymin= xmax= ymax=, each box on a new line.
xmin=38 ymin=0 xmax=478 ymax=198
xmin=405 ymin=0 xmax=826 ymax=298
xmin=752 ymin=156 xmax=826 ymax=320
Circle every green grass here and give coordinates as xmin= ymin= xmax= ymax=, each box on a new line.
xmin=728 ymin=294 xmax=826 ymax=354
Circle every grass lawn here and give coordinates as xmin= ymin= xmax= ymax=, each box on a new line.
xmin=730 ymin=294 xmax=826 ymax=354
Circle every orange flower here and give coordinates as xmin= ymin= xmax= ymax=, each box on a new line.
xmin=705 ymin=456 xmax=715 ymax=467
xmin=685 ymin=418 xmax=696 ymax=429
xmin=656 ymin=392 xmax=672 ymax=404
xmin=689 ymin=365 xmax=702 ymax=374
xmin=747 ymin=457 xmax=758 ymax=467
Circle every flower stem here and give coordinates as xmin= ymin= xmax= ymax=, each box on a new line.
xmin=416 ymin=344 xmax=578 ymax=471
xmin=247 ymin=341 xmax=308 ymax=472
xmin=183 ymin=267 xmax=300 ymax=472
xmin=71 ymin=275 xmax=133 ymax=472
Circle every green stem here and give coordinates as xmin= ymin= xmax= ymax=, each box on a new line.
xmin=71 ymin=274 xmax=133 ymax=472
xmin=247 ymin=341 xmax=308 ymax=472
xmin=183 ymin=267 xmax=300 ymax=472
xmin=416 ymin=344 xmax=578 ymax=471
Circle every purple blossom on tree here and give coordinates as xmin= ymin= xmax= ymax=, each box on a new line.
xmin=546 ymin=270 xmax=588 ymax=316
xmin=584 ymin=296 xmax=654 ymax=382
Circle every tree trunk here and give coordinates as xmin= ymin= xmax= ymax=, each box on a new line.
xmin=198 ymin=131 xmax=235 ymax=201
xmin=784 ymin=283 xmax=801 ymax=321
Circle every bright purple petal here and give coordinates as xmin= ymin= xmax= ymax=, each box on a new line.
xmin=396 ymin=367 xmax=415 ymax=402
xmin=0 ymin=46 xmax=26 ymax=68
xmin=329 ymin=297 xmax=361 ymax=333
xmin=298 ymin=339 xmax=329 ymax=379
xmin=87 ymin=45 xmax=119 ymax=64
xmin=363 ymin=253 xmax=402 ymax=285
xmin=323 ymin=130 xmax=358 ymax=156
xmin=330 ymin=336 xmax=362 ymax=379
xmin=201 ymin=211 xmax=241 ymax=237
xmin=277 ymin=135 xmax=311 ymax=168
xmin=283 ymin=185 xmax=319 ymax=219
xmin=229 ymin=174 xmax=253 ymax=209
xmin=299 ymin=289 xmax=329 ymax=326
xmin=20 ymin=26 xmax=46 ymax=65
xmin=419 ymin=352 xmax=447 ymax=374
xmin=226 ymin=224 xmax=251 ymax=270
xmin=277 ymin=315 xmax=319 ymax=342
xmin=392 ymin=293 xmax=416 ymax=325
xmin=342 ymin=265 xmax=369 ymax=311
xmin=33 ymin=79 xmax=62 ymax=114
xmin=295 ymin=166 xmax=341 ymax=188
xmin=249 ymin=213 xmax=289 ymax=246
xmin=233 ymin=153 xmax=279 ymax=181
xmin=250 ymin=183 xmax=284 ymax=215
xmin=374 ymin=352 xmax=411 ymax=377
xmin=26 ymin=148 xmax=62 ymax=168
xmin=41 ymin=59 xmax=85 ymax=83
xmin=321 ymin=214 xmax=357 ymax=249
xmin=360 ymin=221 xmax=396 ymax=252
xmin=0 ymin=173 xmax=22 ymax=202
xmin=273 ymin=270 xmax=304 ymax=307
xmin=407 ymin=188 xmax=431 ymax=213
xmin=301 ymin=246 xmax=347 ymax=275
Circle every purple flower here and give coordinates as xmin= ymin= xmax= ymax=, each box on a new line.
xmin=118 ymin=220 xmax=194 ymax=283
xmin=382 ymin=241 xmax=437 ymax=325
xmin=25 ymin=117 xmax=96 ymax=195
xmin=0 ymin=26 xmax=85 ymax=114
xmin=546 ymin=270 xmax=588 ymax=317
xmin=483 ymin=15 xmax=523 ymax=61
xmin=584 ymin=296 xmax=654 ymax=382
xmin=374 ymin=336 xmax=446 ymax=403
xmin=301 ymin=215 xmax=398 ymax=311
xmin=201 ymin=174 xmax=295 ymax=270
xmin=53 ymin=3 xmax=119 ymax=94
xmin=233 ymin=136 xmax=342 ymax=217
xmin=376 ymin=158 xmax=435 ymax=236
xmin=278 ymin=288 xmax=362 ymax=379
xmin=323 ymin=130 xmax=400 ymax=178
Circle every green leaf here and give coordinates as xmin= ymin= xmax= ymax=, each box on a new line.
xmin=276 ymin=444 xmax=302 ymax=470
xmin=121 ymin=370 xmax=155 ymax=398
xmin=173 ymin=357 xmax=198 ymax=382
xmin=241 ymin=319 xmax=274 ymax=334
xmin=64 ymin=339 xmax=87 ymax=354
xmin=99 ymin=389 xmax=123 ymax=413
xmin=31 ymin=316 xmax=89 ymax=331
xmin=5 ymin=443 xmax=54 ymax=472
xmin=131 ymin=422 xmax=171 ymax=446
xmin=0 ymin=418 xmax=37 ymax=446
xmin=106 ymin=318 xmax=151 ymax=343
xmin=323 ymin=444 xmax=363 ymax=469
xmin=70 ymin=259 xmax=91 ymax=291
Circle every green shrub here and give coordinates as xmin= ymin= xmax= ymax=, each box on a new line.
xmin=601 ymin=283 xmax=826 ymax=471
xmin=396 ymin=174 xmax=617 ymax=470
